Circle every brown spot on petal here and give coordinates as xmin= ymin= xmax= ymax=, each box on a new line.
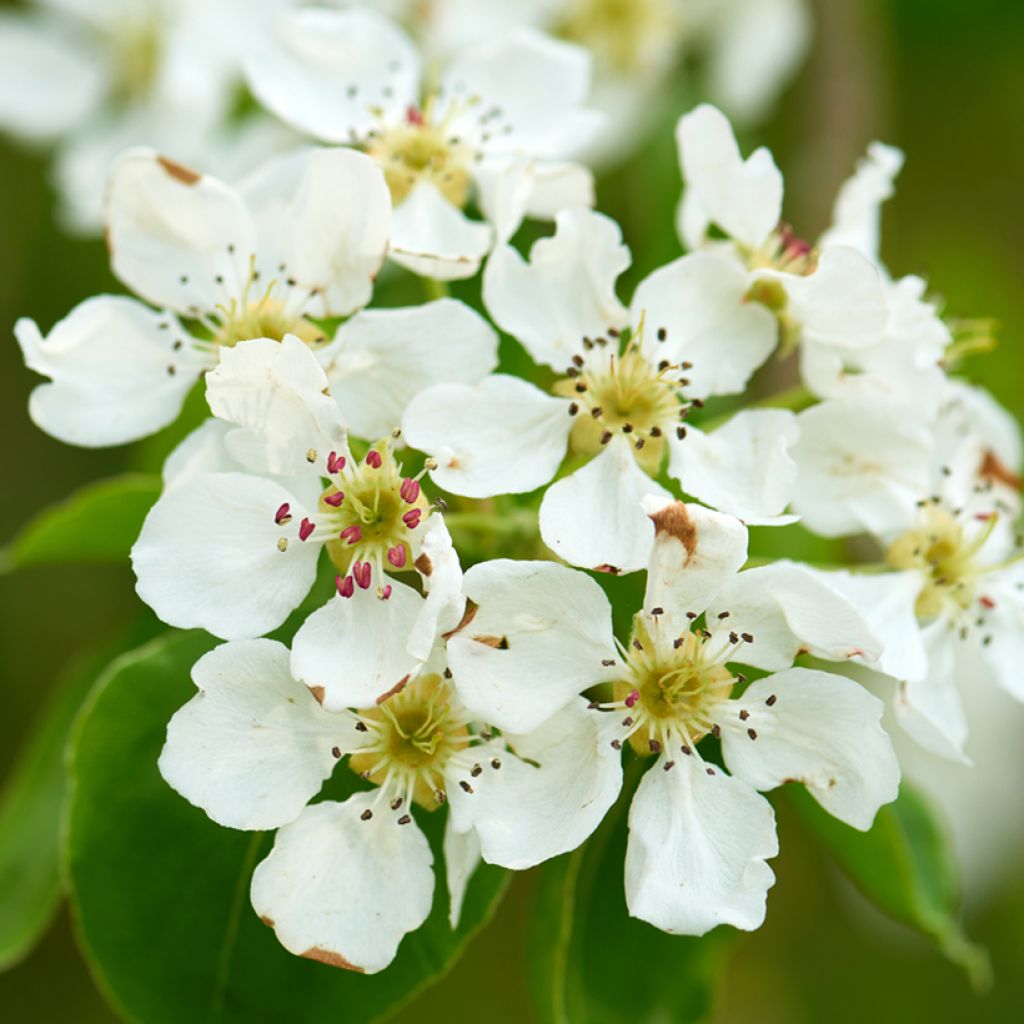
xmin=157 ymin=154 xmax=201 ymax=185
xmin=981 ymin=450 xmax=1021 ymax=491
xmin=442 ymin=601 xmax=477 ymax=639
xmin=648 ymin=502 xmax=697 ymax=558
xmin=472 ymin=635 xmax=509 ymax=649
xmin=376 ymin=674 xmax=410 ymax=705
xmin=260 ymin=916 xmax=275 ymax=928
xmin=308 ymin=685 xmax=326 ymax=705
xmin=300 ymin=947 xmax=365 ymax=973
xmin=594 ymin=564 xmax=622 ymax=575
xmin=414 ymin=552 xmax=433 ymax=577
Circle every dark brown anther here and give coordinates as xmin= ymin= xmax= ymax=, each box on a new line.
xmin=673 ymin=637 xmax=684 ymax=649
xmin=747 ymin=728 xmax=758 ymax=741
xmin=657 ymin=327 xmax=667 ymax=341
xmin=765 ymin=694 xmax=777 ymax=706
xmin=491 ymin=758 xmax=502 ymax=770
xmin=390 ymin=797 xmax=403 ymax=810
xmin=591 ymin=406 xmax=603 ymax=418
xmin=651 ymin=606 xmax=664 ymax=616
xmin=355 ymin=721 xmax=368 ymax=732
xmin=632 ymin=638 xmax=643 ymax=651
xmin=572 ymin=354 xmax=584 ymax=367
xmin=650 ymin=426 xmax=662 ymax=437
xmin=649 ymin=739 xmax=662 ymax=753
xmin=741 ymin=632 xmax=754 ymax=643
xmin=601 ymin=658 xmax=616 ymax=667
xmin=622 ymin=423 xmax=634 ymax=433
xmin=398 ymin=814 xmax=412 ymax=825
xmin=568 ymin=402 xmax=579 ymax=415
xmin=676 ymin=425 xmax=687 ymax=440
xmin=739 ymin=709 xmax=749 ymax=721
xmin=711 ymin=724 xmax=721 ymax=738
xmin=471 ymin=764 xmax=483 ymax=777
xmin=331 ymin=746 xmax=342 ymax=758
xmin=663 ymin=761 xmax=676 ymax=771
xmin=600 ymin=430 xmax=613 ymax=444
xmin=622 ymin=716 xmax=634 ymax=727
xmin=459 ymin=780 xmax=474 ymax=793
xmin=610 ymin=738 xmax=622 ymax=750
xmin=360 ymin=809 xmax=373 ymax=821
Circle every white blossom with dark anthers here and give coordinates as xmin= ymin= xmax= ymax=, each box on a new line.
xmin=675 ymin=104 xmax=952 ymax=413
xmin=159 ymin=567 xmax=625 ymax=972
xmin=801 ymin=398 xmax=1024 ymax=762
xmin=403 ymin=207 xmax=793 ymax=573
xmin=132 ymin=336 xmax=470 ymax=640
xmin=443 ymin=498 xmax=898 ymax=935
xmin=346 ymin=0 xmax=810 ymax=166
xmin=0 ymin=0 xmax=296 ymax=233
xmin=243 ymin=6 xmax=602 ymax=280
xmin=15 ymin=145 xmax=394 ymax=447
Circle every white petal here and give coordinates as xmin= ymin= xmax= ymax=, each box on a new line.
xmin=250 ymin=795 xmax=434 ymax=974
xmin=241 ymin=146 xmax=391 ymax=317
xmin=820 ymin=142 xmax=904 ymax=261
xmin=446 ymin=700 xmax=622 ymax=869
xmin=406 ymin=515 xmax=465 ymax=663
xmin=132 ymin=473 xmax=318 ymax=640
xmin=106 ymin=149 xmax=255 ymax=315
xmin=321 ymin=299 xmax=498 ymax=440
xmin=244 ymin=7 xmax=419 ymax=142
xmin=706 ymin=562 xmax=882 ymax=671
xmin=15 ymin=297 xmax=207 ymax=447
xmin=291 ymin=582 xmax=424 ymax=712
xmin=159 ymin=639 xmax=355 ymax=831
xmin=801 ymin=568 xmax=928 ymax=685
xmin=524 ymin=161 xmax=595 ymax=220
xmin=641 ymin=498 xmax=749 ymax=638
xmin=447 ymin=559 xmax=620 ymax=734
xmin=389 ymin=182 xmax=493 ymax=281
xmin=675 ymin=104 xmax=782 ymax=250
xmin=441 ymin=28 xmax=599 ymax=158
xmin=668 ymin=410 xmax=798 ymax=524
xmin=977 ymin=569 xmax=1024 ymax=705
xmin=403 ymin=375 xmax=569 ymax=498
xmin=790 ymin=398 xmax=933 ymax=538
xmin=894 ymin=618 xmax=970 ymax=762
xmin=206 ymin=335 xmax=347 ymax=476
xmin=443 ymin=816 xmax=480 ymax=929
xmin=625 ymin=755 xmax=778 ymax=935
xmin=720 ymin=668 xmax=900 ymax=831
xmin=702 ymin=0 xmax=811 ymax=125
xmin=631 ymin=253 xmax=777 ymax=398
xmin=161 ymin=418 xmax=323 ymax=509
xmin=539 ymin=438 xmax=672 ymax=572
xmin=483 ymin=208 xmax=629 ymax=372
xmin=765 ymin=246 xmax=888 ymax=349
xmin=0 ymin=13 xmax=104 ymax=142
xmin=472 ymin=155 xmax=535 ymax=245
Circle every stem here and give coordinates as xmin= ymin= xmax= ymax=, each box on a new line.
xmin=423 ymin=277 xmax=450 ymax=301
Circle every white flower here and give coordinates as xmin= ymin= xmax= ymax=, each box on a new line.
xmin=244 ymin=7 xmax=601 ymax=280
xmin=348 ymin=0 xmax=809 ymax=165
xmin=404 ymin=207 xmax=793 ymax=572
xmin=675 ymin=104 xmax=950 ymax=412
xmin=160 ymin=548 xmax=623 ymax=969
xmin=444 ymin=498 xmax=898 ymax=934
xmin=132 ymin=335 xmax=489 ymax=638
xmin=0 ymin=0 xmax=292 ymax=232
xmin=805 ymin=424 xmax=1023 ymax=763
xmin=789 ymin=397 xmax=935 ymax=538
xmin=16 ymin=146 xmax=392 ymax=447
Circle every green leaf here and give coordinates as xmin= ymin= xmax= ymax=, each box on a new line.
xmin=65 ymin=631 xmax=510 ymax=1024
xmin=529 ymin=760 xmax=734 ymax=1024
xmin=0 ymin=651 xmax=104 ymax=969
xmin=2 ymin=474 xmax=161 ymax=572
xmin=789 ymin=784 xmax=990 ymax=988
xmin=0 ymin=618 xmax=166 ymax=972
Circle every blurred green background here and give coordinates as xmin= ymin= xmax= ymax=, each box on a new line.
xmin=2 ymin=0 xmax=1023 ymax=1020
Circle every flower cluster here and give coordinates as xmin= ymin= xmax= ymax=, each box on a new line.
xmin=12 ymin=4 xmax=1021 ymax=979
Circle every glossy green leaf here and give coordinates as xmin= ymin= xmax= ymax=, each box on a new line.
xmin=789 ymin=784 xmax=990 ymax=987
xmin=0 ymin=650 xmax=105 ymax=970
xmin=0 ymin=617 xmax=161 ymax=971
xmin=1 ymin=474 xmax=161 ymax=572
xmin=529 ymin=760 xmax=734 ymax=1024
xmin=65 ymin=631 xmax=510 ymax=1024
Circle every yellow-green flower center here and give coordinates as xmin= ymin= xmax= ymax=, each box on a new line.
xmin=554 ymin=328 xmax=685 ymax=476
xmin=349 ymin=675 xmax=470 ymax=808
xmin=614 ymin=622 xmax=735 ymax=756
xmin=555 ymin=0 xmax=683 ymax=73
xmin=365 ymin=102 xmax=475 ymax=207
